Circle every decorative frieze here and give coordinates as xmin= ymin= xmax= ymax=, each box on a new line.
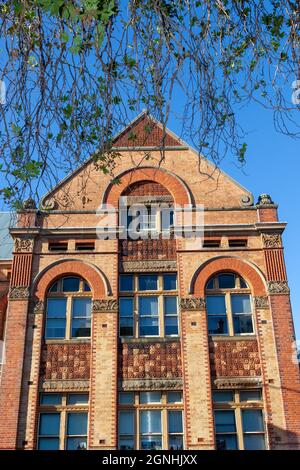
xmin=180 ymin=297 xmax=206 ymax=311
xmin=267 ymin=281 xmax=290 ymax=294
xmin=92 ymin=299 xmax=118 ymax=313
xmin=9 ymin=286 xmax=30 ymax=300
xmin=214 ymin=377 xmax=262 ymax=389
xmin=262 ymin=233 xmax=282 ymax=248
xmin=31 ymin=300 xmax=44 ymax=314
xmin=254 ymin=296 xmax=269 ymax=309
xmin=120 ymin=378 xmax=183 ymax=391
xmin=14 ymin=238 xmax=34 ymax=253
xmin=42 ymin=379 xmax=89 ymax=392
xmin=121 ymin=260 xmax=177 ymax=273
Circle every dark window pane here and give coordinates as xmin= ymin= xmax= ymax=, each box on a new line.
xmin=208 ymin=316 xmax=228 ymax=335
xmin=233 ymin=315 xmax=253 ymax=334
xmin=120 ymin=318 xmax=134 ymax=336
xmin=119 ymin=392 xmax=134 ymax=405
xmin=72 ymin=298 xmax=92 ymax=317
xmin=47 ymin=298 xmax=67 ymax=318
xmin=71 ymin=319 xmax=91 ymax=338
xmin=216 ymin=435 xmax=238 ymax=450
xmin=240 ymin=390 xmax=262 ymax=402
xmin=119 ymin=298 xmax=134 ymax=317
xmin=66 ymin=437 xmax=87 ymax=450
xmin=164 ymin=296 xmax=178 ymax=314
xmin=67 ymin=394 xmax=89 ymax=405
xmin=140 ymin=392 xmax=161 ymax=404
xmin=168 ymin=411 xmax=183 ymax=433
xmin=141 ymin=410 xmax=161 ymax=434
xmin=242 ymin=410 xmax=264 ymax=433
xmin=244 ymin=434 xmax=265 ymax=450
xmin=139 ymin=297 xmax=158 ymax=316
xmin=164 ymin=316 xmax=179 ymax=336
xmin=139 ymin=317 xmax=159 ymax=336
xmin=240 ymin=277 xmax=248 ymax=288
xmin=138 ymin=275 xmax=158 ymax=291
xmin=161 ymin=209 xmax=174 ymax=231
xmin=84 ymin=282 xmax=91 ymax=292
xmin=119 ymin=275 xmax=134 ymax=292
xmin=119 ymin=411 xmax=134 ymax=435
xmin=169 ymin=435 xmax=183 ymax=450
xmin=67 ymin=413 xmax=88 ymax=436
xmin=140 ymin=436 xmax=162 ymax=450
xmin=212 ymin=391 xmax=234 ymax=403
xmin=218 ymin=274 xmax=236 ymax=289
xmin=206 ymin=278 xmax=214 ymax=290
xmin=119 ymin=437 xmax=134 ymax=450
xmin=167 ymin=392 xmax=183 ymax=403
xmin=49 ymin=282 xmax=58 ymax=292
xmin=38 ymin=437 xmax=60 ymax=450
xmin=39 ymin=413 xmax=60 ymax=436
xmin=163 ymin=274 xmax=177 ymax=290
xmin=214 ymin=410 xmax=236 ymax=433
xmin=45 ymin=318 xmax=66 ymax=339
xmin=40 ymin=394 xmax=62 ymax=406
xmin=231 ymin=295 xmax=251 ymax=314
xmin=62 ymin=277 xmax=80 ymax=292
xmin=206 ymin=296 xmax=226 ymax=315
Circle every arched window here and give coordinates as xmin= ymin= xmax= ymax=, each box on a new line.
xmin=205 ymin=273 xmax=254 ymax=336
xmin=45 ymin=276 xmax=92 ymax=340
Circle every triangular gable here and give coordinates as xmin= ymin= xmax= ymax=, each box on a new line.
xmin=113 ymin=112 xmax=185 ymax=148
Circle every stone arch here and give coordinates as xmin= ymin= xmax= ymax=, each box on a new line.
xmin=103 ymin=166 xmax=192 ymax=206
xmin=190 ymin=256 xmax=267 ymax=297
xmin=33 ymin=259 xmax=109 ymax=300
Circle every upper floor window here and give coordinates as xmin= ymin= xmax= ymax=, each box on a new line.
xmin=205 ymin=273 xmax=254 ymax=336
xmin=119 ymin=273 xmax=178 ymax=338
xmin=126 ymin=206 xmax=174 ymax=235
xmin=45 ymin=276 xmax=92 ymax=340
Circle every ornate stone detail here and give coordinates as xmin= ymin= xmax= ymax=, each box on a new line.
xmin=121 ymin=378 xmax=183 ymax=391
xmin=126 ymin=195 xmax=173 ymax=205
xmin=41 ymin=197 xmax=56 ymax=210
xmin=262 ymin=233 xmax=282 ymax=248
xmin=14 ymin=237 xmax=34 ymax=253
xmin=267 ymin=281 xmax=290 ymax=294
xmin=9 ymin=286 xmax=30 ymax=300
xmin=92 ymin=299 xmax=118 ymax=312
xmin=240 ymin=194 xmax=254 ymax=207
xmin=257 ymin=193 xmax=274 ymax=206
xmin=121 ymin=260 xmax=177 ymax=273
xmin=23 ymin=197 xmax=36 ymax=210
xmin=31 ymin=300 xmax=44 ymax=314
xmin=42 ymin=380 xmax=89 ymax=391
xmin=214 ymin=377 xmax=262 ymax=389
xmin=180 ymin=297 xmax=206 ymax=311
xmin=254 ymin=296 xmax=269 ymax=309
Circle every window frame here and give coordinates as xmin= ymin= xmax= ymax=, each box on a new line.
xmin=45 ymin=276 xmax=92 ymax=341
xmin=38 ymin=393 xmax=89 ymax=450
xmin=118 ymin=391 xmax=184 ymax=450
xmin=205 ymin=273 xmax=255 ymax=337
xmin=119 ymin=273 xmax=179 ymax=339
xmin=213 ymin=389 xmax=266 ymax=450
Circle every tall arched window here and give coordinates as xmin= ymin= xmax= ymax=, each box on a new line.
xmin=205 ymin=273 xmax=254 ymax=336
xmin=45 ymin=276 xmax=92 ymax=340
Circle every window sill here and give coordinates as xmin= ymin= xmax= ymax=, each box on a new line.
xmin=209 ymin=335 xmax=256 ymax=341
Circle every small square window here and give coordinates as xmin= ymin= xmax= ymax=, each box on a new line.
xmin=163 ymin=274 xmax=177 ymax=290
xmin=67 ymin=394 xmax=89 ymax=405
xmin=138 ymin=275 xmax=158 ymax=291
xmin=167 ymin=392 xmax=183 ymax=403
xmin=119 ymin=392 xmax=135 ymax=405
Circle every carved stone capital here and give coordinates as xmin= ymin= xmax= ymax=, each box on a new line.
xmin=92 ymin=299 xmax=118 ymax=313
xmin=180 ymin=297 xmax=206 ymax=311
xmin=120 ymin=378 xmax=183 ymax=391
xmin=262 ymin=233 xmax=282 ymax=248
xmin=267 ymin=281 xmax=290 ymax=295
xmin=121 ymin=260 xmax=177 ymax=273
xmin=254 ymin=296 xmax=269 ymax=309
xmin=31 ymin=300 xmax=44 ymax=314
xmin=9 ymin=286 xmax=30 ymax=300
xmin=14 ymin=237 xmax=34 ymax=253
xmin=214 ymin=377 xmax=262 ymax=389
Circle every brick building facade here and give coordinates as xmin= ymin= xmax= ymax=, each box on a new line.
xmin=0 ymin=113 xmax=299 ymax=450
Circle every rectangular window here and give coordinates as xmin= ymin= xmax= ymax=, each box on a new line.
xmin=48 ymin=242 xmax=68 ymax=251
xmin=38 ymin=413 xmax=60 ymax=450
xmin=119 ymin=274 xmax=134 ymax=292
xmin=119 ymin=297 xmax=134 ymax=337
xmin=140 ymin=410 xmax=162 ymax=450
xmin=229 ymin=239 xmax=248 ymax=248
xmin=40 ymin=394 xmax=62 ymax=406
xmin=163 ymin=274 xmax=177 ymax=291
xmin=75 ymin=242 xmax=95 ymax=251
xmin=213 ymin=389 xmax=265 ymax=450
xmin=67 ymin=393 xmax=89 ymax=405
xmin=164 ymin=296 xmax=179 ymax=335
xmin=231 ymin=294 xmax=253 ymax=334
xmin=139 ymin=296 xmax=159 ymax=336
xmin=45 ymin=298 xmax=67 ymax=339
xmin=138 ymin=274 xmax=158 ymax=291
xmin=66 ymin=412 xmax=88 ymax=450
xmin=71 ymin=298 xmax=92 ymax=338
xmin=140 ymin=392 xmax=162 ymax=404
xmin=119 ymin=410 xmax=135 ymax=450
xmin=206 ymin=295 xmax=228 ymax=335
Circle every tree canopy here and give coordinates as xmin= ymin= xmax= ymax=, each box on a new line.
xmin=0 ymin=0 xmax=299 ymax=208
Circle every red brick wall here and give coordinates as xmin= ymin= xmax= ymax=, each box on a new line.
xmin=119 ymin=342 xmax=182 ymax=380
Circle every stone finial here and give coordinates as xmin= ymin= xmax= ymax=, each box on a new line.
xmin=257 ymin=194 xmax=274 ymax=206
xmin=23 ymin=197 xmax=36 ymax=210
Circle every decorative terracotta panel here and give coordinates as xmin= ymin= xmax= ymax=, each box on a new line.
xmin=209 ymin=340 xmax=261 ymax=377
xmin=122 ymin=180 xmax=172 ymax=197
xmin=120 ymin=237 xmax=176 ymax=261
xmin=119 ymin=342 xmax=182 ymax=380
xmin=40 ymin=343 xmax=91 ymax=380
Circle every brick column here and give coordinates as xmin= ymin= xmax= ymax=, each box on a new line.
xmin=88 ymin=299 xmax=118 ymax=449
xmin=180 ymin=298 xmax=215 ymax=450
xmin=262 ymin=232 xmax=300 ymax=449
xmin=0 ymin=236 xmax=35 ymax=449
